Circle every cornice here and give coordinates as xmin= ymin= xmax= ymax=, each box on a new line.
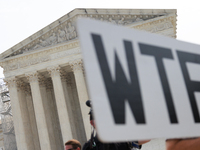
xmin=131 ymin=14 xmax=176 ymax=38
xmin=0 ymin=40 xmax=80 ymax=73
xmin=0 ymin=9 xmax=176 ymax=60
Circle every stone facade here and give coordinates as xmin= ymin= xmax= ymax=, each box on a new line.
xmin=0 ymin=9 xmax=176 ymax=150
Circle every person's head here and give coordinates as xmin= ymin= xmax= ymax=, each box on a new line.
xmin=65 ymin=139 xmax=81 ymax=150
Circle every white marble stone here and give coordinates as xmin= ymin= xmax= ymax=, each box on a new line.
xmin=26 ymin=72 xmax=52 ymax=150
xmin=25 ymin=88 xmax=41 ymax=150
xmin=48 ymin=66 xmax=73 ymax=143
xmin=4 ymin=78 xmax=29 ymax=150
xmin=70 ymin=59 xmax=91 ymax=140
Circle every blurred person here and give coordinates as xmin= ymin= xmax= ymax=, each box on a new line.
xmin=82 ymin=100 xmax=149 ymax=150
xmin=65 ymin=139 xmax=81 ymax=150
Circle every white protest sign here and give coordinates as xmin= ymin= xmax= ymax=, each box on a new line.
xmin=77 ymin=18 xmax=200 ymax=142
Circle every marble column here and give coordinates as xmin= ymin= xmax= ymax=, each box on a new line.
xmin=16 ymin=81 xmax=35 ymax=150
xmin=47 ymin=65 xmax=72 ymax=144
xmin=24 ymin=85 xmax=41 ymax=150
xmin=4 ymin=77 xmax=29 ymax=150
xmin=66 ymin=74 xmax=87 ymax=145
xmin=60 ymin=71 xmax=78 ymax=140
xmin=69 ymin=59 xmax=90 ymax=139
xmin=26 ymin=71 xmax=52 ymax=150
xmin=46 ymin=79 xmax=63 ymax=150
xmin=39 ymin=76 xmax=56 ymax=150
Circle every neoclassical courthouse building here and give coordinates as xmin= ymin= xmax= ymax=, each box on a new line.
xmin=0 ymin=9 xmax=177 ymax=150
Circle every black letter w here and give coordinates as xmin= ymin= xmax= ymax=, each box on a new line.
xmin=91 ymin=34 xmax=145 ymax=124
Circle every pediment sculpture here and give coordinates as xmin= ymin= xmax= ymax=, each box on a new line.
xmin=0 ymin=9 xmax=176 ymax=60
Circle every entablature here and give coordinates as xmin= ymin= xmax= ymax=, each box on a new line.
xmin=0 ymin=40 xmax=80 ymax=77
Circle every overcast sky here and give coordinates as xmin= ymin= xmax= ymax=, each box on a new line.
xmin=0 ymin=0 xmax=200 ymax=78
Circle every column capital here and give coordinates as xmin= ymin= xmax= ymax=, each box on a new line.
xmin=4 ymin=77 xmax=17 ymax=88
xmin=16 ymin=80 xmax=27 ymax=91
xmin=69 ymin=59 xmax=83 ymax=72
xmin=25 ymin=71 xmax=39 ymax=83
xmin=47 ymin=65 xmax=60 ymax=77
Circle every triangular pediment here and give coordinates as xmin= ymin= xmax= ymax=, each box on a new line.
xmin=0 ymin=8 xmax=176 ymax=60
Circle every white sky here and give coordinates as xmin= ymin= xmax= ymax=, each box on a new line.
xmin=0 ymin=0 xmax=200 ymax=78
